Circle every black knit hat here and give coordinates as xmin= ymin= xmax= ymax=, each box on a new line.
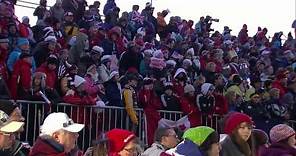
xmin=0 ymin=100 xmax=18 ymax=116
xmin=47 ymin=56 xmax=58 ymax=65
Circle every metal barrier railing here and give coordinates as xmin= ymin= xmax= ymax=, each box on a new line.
xmin=16 ymin=100 xmax=148 ymax=151
xmin=8 ymin=100 xmax=296 ymax=151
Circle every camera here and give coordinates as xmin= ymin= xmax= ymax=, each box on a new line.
xmin=210 ymin=18 xmax=219 ymax=22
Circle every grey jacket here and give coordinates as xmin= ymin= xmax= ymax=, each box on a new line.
xmin=141 ymin=142 xmax=166 ymax=156
xmin=220 ymin=136 xmax=245 ymax=156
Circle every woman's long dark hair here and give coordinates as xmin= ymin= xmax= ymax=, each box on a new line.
xmin=230 ymin=126 xmax=256 ymax=156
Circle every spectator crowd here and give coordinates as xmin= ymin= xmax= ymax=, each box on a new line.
xmin=0 ymin=0 xmax=295 ymax=155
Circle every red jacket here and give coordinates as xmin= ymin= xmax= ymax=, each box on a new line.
xmin=139 ymin=89 xmax=162 ymax=145
xmin=180 ymin=95 xmax=201 ymax=127
xmin=272 ymin=80 xmax=288 ymax=98
xmin=10 ymin=59 xmax=32 ymax=99
xmin=173 ymin=81 xmax=185 ymax=97
xmin=213 ymin=93 xmax=228 ymax=115
xmin=0 ymin=47 xmax=8 ymax=83
xmin=36 ymin=64 xmax=57 ymax=89
xmin=30 ymin=137 xmax=83 ymax=156
xmin=63 ymin=92 xmax=96 ymax=124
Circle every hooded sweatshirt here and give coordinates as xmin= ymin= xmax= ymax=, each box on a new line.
xmin=69 ymin=32 xmax=88 ymax=64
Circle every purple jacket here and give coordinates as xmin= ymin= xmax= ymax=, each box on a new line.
xmin=261 ymin=143 xmax=296 ymax=156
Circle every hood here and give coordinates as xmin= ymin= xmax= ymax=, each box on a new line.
xmin=201 ymin=83 xmax=213 ymax=95
xmin=174 ymin=68 xmax=187 ymax=79
xmin=74 ymin=32 xmax=88 ymax=50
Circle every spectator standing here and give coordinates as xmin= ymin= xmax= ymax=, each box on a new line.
xmin=50 ymin=0 xmax=65 ymax=22
xmin=10 ymin=53 xmax=33 ymax=99
xmin=122 ymin=74 xmax=139 ymax=126
xmin=104 ymin=71 xmax=122 ymax=107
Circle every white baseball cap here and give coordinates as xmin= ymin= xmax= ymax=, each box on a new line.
xmin=0 ymin=110 xmax=24 ymax=133
xmin=41 ymin=112 xmax=84 ymax=136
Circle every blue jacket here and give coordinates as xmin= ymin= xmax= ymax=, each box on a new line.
xmin=165 ymin=139 xmax=202 ymax=156
xmin=7 ymin=48 xmax=36 ymax=72
xmin=103 ymin=0 xmax=116 ymax=16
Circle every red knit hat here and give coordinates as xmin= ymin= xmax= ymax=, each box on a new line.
xmin=106 ymin=129 xmax=136 ymax=154
xmin=224 ymin=112 xmax=253 ymax=134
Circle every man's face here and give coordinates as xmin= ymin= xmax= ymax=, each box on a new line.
xmin=55 ymin=130 xmax=79 ymax=153
xmin=22 ymin=19 xmax=29 ymax=25
xmin=48 ymin=64 xmax=57 ymax=70
xmin=130 ymin=80 xmax=138 ymax=88
xmin=162 ymin=129 xmax=178 ymax=149
xmin=65 ymin=15 xmax=74 ymax=22
xmin=48 ymin=42 xmax=56 ymax=51
xmin=165 ymin=89 xmax=173 ymax=96
xmin=0 ymin=133 xmax=15 ymax=149
xmin=20 ymin=44 xmax=30 ymax=51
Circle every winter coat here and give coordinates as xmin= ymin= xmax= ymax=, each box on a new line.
xmin=272 ymin=80 xmax=288 ymax=98
xmin=119 ymin=51 xmax=143 ymax=74
xmin=139 ymin=89 xmax=162 ymax=145
xmin=100 ymin=38 xmax=117 ymax=56
xmin=62 ymin=0 xmax=78 ymax=15
xmin=122 ymin=85 xmax=138 ymax=125
xmin=7 ymin=48 xmax=36 ymax=72
xmin=36 ymin=64 xmax=57 ymax=89
xmin=196 ymin=94 xmax=215 ymax=115
xmin=83 ymin=75 xmax=100 ymax=97
xmin=63 ymin=21 xmax=80 ymax=40
xmin=0 ymin=47 xmax=8 ymax=83
xmin=238 ymin=29 xmax=249 ymax=45
xmin=261 ymin=142 xmax=296 ymax=156
xmin=9 ymin=140 xmax=30 ymax=156
xmin=104 ymin=80 xmax=122 ymax=107
xmin=213 ymin=93 xmax=228 ymax=115
xmin=142 ymin=142 xmax=167 ymax=156
xmin=33 ymin=6 xmax=47 ymax=20
xmin=179 ymin=95 xmax=201 ymax=127
xmin=239 ymin=101 xmax=270 ymax=132
xmin=173 ymin=81 xmax=185 ymax=97
xmin=33 ymin=42 xmax=51 ymax=67
xmin=282 ymin=90 xmax=296 ymax=119
xmin=7 ymin=48 xmax=22 ymax=72
xmin=220 ymin=136 xmax=245 ymax=156
xmin=265 ymin=98 xmax=287 ymax=121
xmin=161 ymin=94 xmax=181 ymax=112
xmin=165 ymin=139 xmax=202 ymax=156
xmin=69 ymin=32 xmax=88 ymax=64
xmin=63 ymin=91 xmax=96 ymax=124
xmin=10 ymin=59 xmax=32 ymax=99
xmin=103 ymin=0 xmax=117 ymax=16
xmin=30 ymin=136 xmax=83 ymax=156
xmin=98 ymin=64 xmax=110 ymax=83
xmin=50 ymin=5 xmax=65 ymax=22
